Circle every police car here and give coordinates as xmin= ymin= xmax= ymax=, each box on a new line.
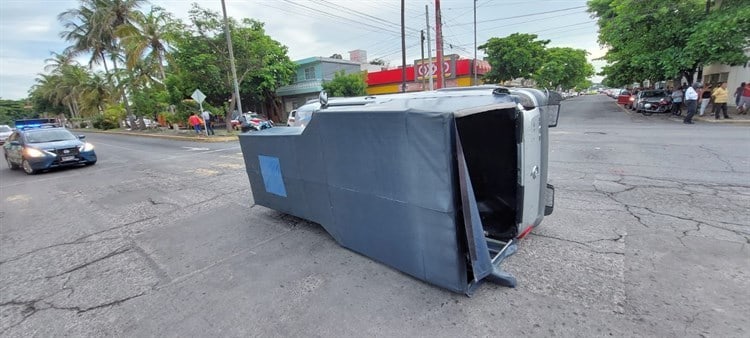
xmin=3 ymin=119 xmax=97 ymax=175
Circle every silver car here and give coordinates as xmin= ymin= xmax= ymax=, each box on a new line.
xmin=0 ymin=125 xmax=13 ymax=145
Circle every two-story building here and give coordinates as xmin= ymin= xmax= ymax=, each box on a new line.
xmin=276 ymin=56 xmax=362 ymax=119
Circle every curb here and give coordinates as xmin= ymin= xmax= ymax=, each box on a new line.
xmin=614 ymin=102 xmax=750 ymax=125
xmin=72 ymin=129 xmax=239 ymax=143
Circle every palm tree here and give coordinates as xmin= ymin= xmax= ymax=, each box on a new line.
xmin=44 ymin=51 xmax=79 ymax=74
xmin=79 ymin=72 xmax=112 ymax=116
xmin=58 ymin=1 xmax=112 ymax=73
xmin=117 ymin=6 xmax=174 ymax=81
xmin=58 ymin=0 xmax=146 ymax=120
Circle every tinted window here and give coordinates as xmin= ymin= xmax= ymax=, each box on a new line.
xmin=0 ymin=126 xmax=11 ymax=132
xmin=24 ymin=129 xmax=77 ymax=143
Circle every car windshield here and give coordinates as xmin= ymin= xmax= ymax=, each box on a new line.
xmin=642 ymin=91 xmax=667 ymax=97
xmin=0 ymin=126 xmax=11 ymax=132
xmin=24 ymin=129 xmax=77 ymax=143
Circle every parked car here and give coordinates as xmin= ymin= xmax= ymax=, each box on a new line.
xmin=286 ymin=110 xmax=296 ymax=126
xmin=616 ymin=89 xmax=634 ymax=108
xmin=3 ymin=122 xmax=96 ymax=175
xmin=0 ymin=125 xmax=12 ymax=145
xmin=231 ymin=113 xmax=274 ymax=131
xmin=634 ymin=90 xmax=672 ymax=115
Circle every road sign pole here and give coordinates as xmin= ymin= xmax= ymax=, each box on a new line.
xmin=199 ymin=102 xmax=208 ymax=136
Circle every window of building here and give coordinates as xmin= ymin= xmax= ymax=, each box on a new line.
xmin=704 ymin=72 xmax=729 ymax=86
xmin=304 ymin=67 xmax=315 ymax=80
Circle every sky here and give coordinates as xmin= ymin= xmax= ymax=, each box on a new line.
xmin=0 ymin=0 xmax=605 ymax=100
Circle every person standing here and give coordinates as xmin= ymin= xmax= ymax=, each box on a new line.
xmin=671 ymin=85 xmax=684 ymax=115
xmin=699 ymin=85 xmax=712 ymax=116
xmin=711 ymin=82 xmax=731 ymax=119
xmin=188 ymin=112 xmax=202 ymax=134
xmin=737 ymin=82 xmax=750 ymax=115
xmin=734 ymin=82 xmax=746 ymax=107
xmin=201 ymin=110 xmax=214 ymax=135
xmin=683 ymin=82 xmax=700 ymax=124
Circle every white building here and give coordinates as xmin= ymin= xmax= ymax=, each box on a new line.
xmin=701 ymin=46 xmax=750 ymax=106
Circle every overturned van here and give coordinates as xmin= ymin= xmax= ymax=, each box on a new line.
xmin=239 ymin=86 xmax=559 ymax=295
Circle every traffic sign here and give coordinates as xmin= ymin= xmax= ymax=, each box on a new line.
xmin=191 ymin=89 xmax=206 ymax=104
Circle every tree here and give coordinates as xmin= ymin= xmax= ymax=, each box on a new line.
xmin=588 ymin=0 xmax=750 ymax=87
xmin=322 ymin=70 xmax=367 ymax=97
xmin=534 ymin=47 xmax=595 ymax=90
xmin=170 ymin=4 xmax=296 ymax=127
xmin=0 ymin=99 xmax=34 ymax=125
xmin=479 ymin=33 xmax=549 ymax=83
xmin=59 ymin=0 xmax=146 ymax=122
xmin=117 ymin=6 xmax=177 ymax=81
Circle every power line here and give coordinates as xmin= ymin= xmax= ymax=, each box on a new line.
xmin=450 ymin=5 xmax=588 ymax=27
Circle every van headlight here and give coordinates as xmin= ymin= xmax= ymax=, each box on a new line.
xmin=79 ymin=142 xmax=95 ymax=152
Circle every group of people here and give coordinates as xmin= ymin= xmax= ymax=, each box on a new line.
xmin=187 ymin=111 xmax=216 ymax=135
xmin=676 ymin=81 xmax=750 ymax=124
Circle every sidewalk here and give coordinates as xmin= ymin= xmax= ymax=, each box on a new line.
xmin=692 ymin=109 xmax=750 ymax=124
xmin=616 ymin=102 xmax=750 ymax=125
xmin=72 ymin=127 xmax=239 ymax=142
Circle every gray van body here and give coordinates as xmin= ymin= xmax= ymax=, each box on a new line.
xmin=239 ymin=86 xmax=557 ymax=294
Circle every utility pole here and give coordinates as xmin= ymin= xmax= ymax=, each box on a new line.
xmin=425 ymin=5 xmax=433 ymax=91
xmin=221 ymin=0 xmax=242 ymax=128
xmin=473 ymin=0 xmax=477 ymax=86
xmin=435 ymin=0 xmax=444 ymax=89
xmin=420 ymin=30 xmax=426 ymax=90
xmin=401 ymin=0 xmax=407 ymax=92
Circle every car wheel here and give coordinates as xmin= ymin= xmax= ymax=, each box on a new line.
xmin=6 ymin=156 xmax=19 ymax=170
xmin=21 ymin=159 xmax=37 ymax=175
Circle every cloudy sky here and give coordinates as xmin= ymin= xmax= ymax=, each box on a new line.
xmin=0 ymin=0 xmax=604 ymax=100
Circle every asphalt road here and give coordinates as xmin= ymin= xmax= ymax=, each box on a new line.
xmin=1 ymin=95 xmax=748 ymax=337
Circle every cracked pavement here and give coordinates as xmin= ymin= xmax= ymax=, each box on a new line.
xmin=1 ymin=95 xmax=748 ymax=337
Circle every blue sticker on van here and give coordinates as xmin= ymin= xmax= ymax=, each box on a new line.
xmin=258 ymin=155 xmax=287 ymax=197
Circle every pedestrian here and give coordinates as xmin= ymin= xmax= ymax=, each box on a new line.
xmin=699 ymin=84 xmax=712 ymax=116
xmin=671 ymin=85 xmax=684 ymax=115
xmin=201 ymin=110 xmax=215 ymax=135
xmin=711 ymin=82 xmax=732 ymax=119
xmin=683 ymin=82 xmax=700 ymax=124
xmin=188 ymin=112 xmax=203 ymax=134
xmin=734 ymin=82 xmax=746 ymax=107
xmin=737 ymin=82 xmax=750 ymax=115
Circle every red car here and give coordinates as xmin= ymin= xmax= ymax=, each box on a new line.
xmin=616 ymin=89 xmax=634 ymax=109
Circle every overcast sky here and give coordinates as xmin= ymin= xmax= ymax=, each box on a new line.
xmin=0 ymin=0 xmax=605 ymax=100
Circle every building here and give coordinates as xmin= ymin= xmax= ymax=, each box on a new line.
xmin=701 ymin=47 xmax=750 ymax=106
xmin=366 ymin=54 xmax=491 ymax=95
xmin=276 ymin=56 xmax=363 ymax=118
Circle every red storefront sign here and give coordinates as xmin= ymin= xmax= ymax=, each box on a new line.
xmin=367 ymin=59 xmax=490 ymax=86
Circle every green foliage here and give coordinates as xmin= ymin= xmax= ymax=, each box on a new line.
xmin=0 ymin=99 xmax=34 ymax=125
xmin=479 ymin=33 xmax=550 ymax=83
xmin=534 ymin=47 xmax=595 ymax=90
xmin=92 ymin=104 xmax=125 ymax=130
xmin=170 ymin=4 xmax=296 ymax=118
xmin=322 ymin=70 xmax=367 ymax=97
xmin=132 ymin=86 xmax=169 ymax=119
xmin=588 ymin=0 xmax=750 ymax=87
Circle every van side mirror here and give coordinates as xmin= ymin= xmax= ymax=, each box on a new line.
xmin=545 ymin=91 xmax=562 ymax=128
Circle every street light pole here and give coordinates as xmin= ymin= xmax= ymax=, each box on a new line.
xmin=221 ymin=0 xmax=243 ymax=124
